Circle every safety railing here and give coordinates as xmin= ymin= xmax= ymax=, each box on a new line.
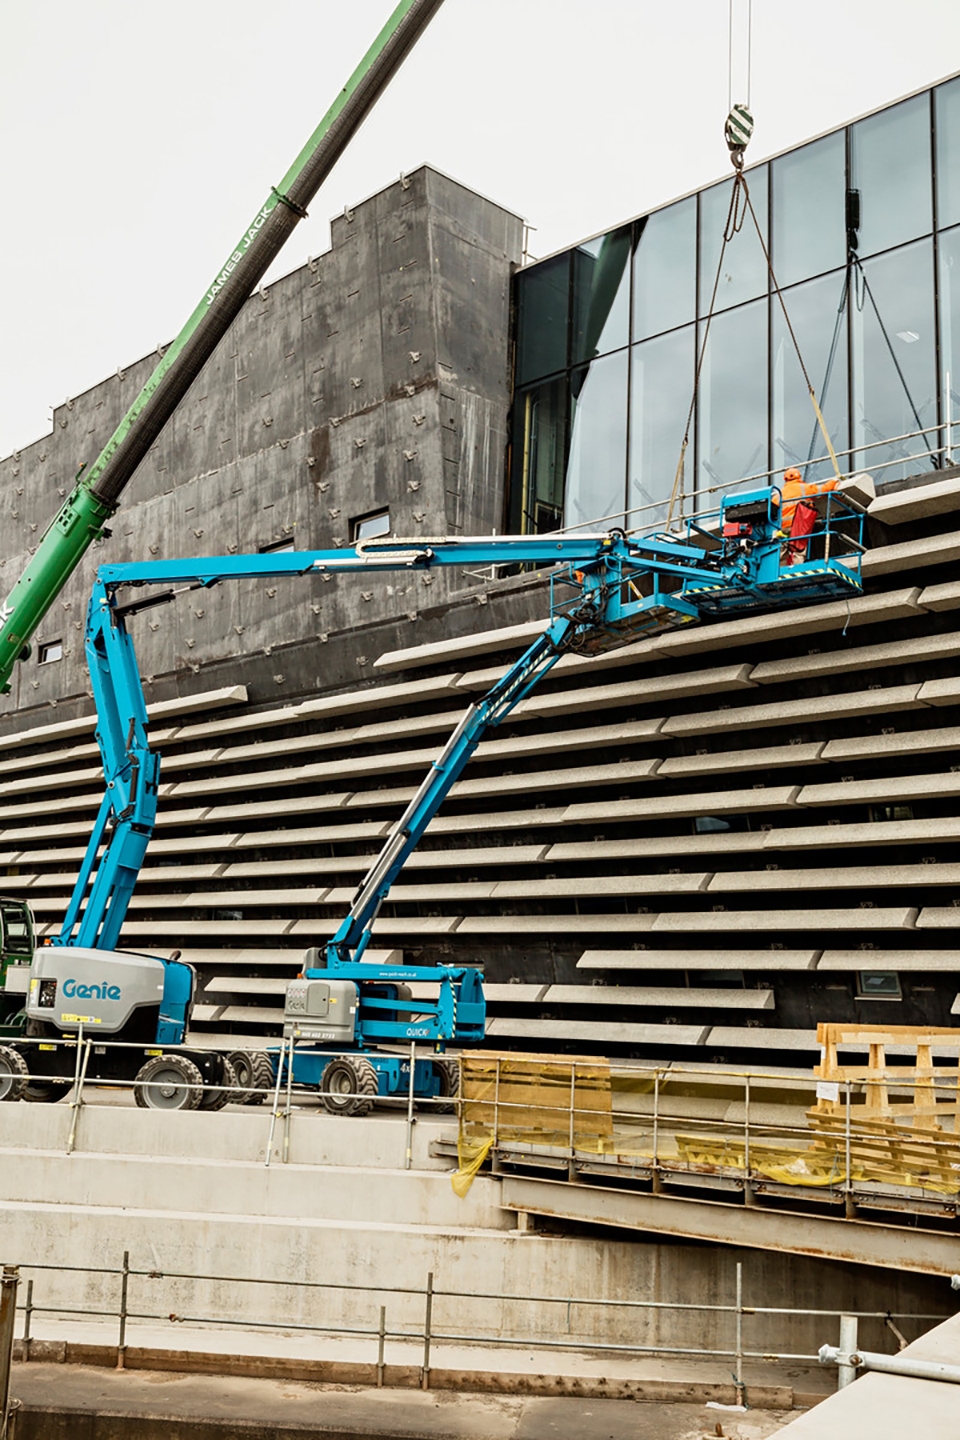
xmin=4 ymin=1253 xmax=947 ymax=1399
xmin=0 ymin=1033 xmax=452 ymax=1170
xmin=454 ymin=1052 xmax=960 ymax=1215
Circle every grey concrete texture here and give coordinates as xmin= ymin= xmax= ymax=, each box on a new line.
xmin=0 ymin=166 xmax=523 ymax=730
xmin=8 ymin=1365 xmax=795 ymax=1440
xmin=771 ymin=1311 xmax=960 ymax=1438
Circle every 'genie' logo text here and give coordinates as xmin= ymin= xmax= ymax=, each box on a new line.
xmin=62 ymin=978 xmax=121 ymax=1002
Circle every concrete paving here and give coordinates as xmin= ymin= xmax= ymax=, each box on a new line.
xmin=9 ymin=1363 xmax=800 ymax=1439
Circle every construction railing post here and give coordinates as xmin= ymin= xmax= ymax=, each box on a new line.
xmin=377 ymin=1304 xmax=386 ymax=1387
xmin=20 ymin=1283 xmax=31 ymax=1364
xmin=0 ymin=1266 xmax=19 ymax=1440
xmin=838 ymin=1314 xmax=859 ymax=1389
xmin=844 ymin=1081 xmax=855 ymax=1218
xmin=66 ymin=1037 xmax=92 ymax=1156
xmin=264 ymin=1042 xmax=287 ymax=1168
xmin=491 ymin=1058 xmax=501 ymax=1175
xmin=421 ymin=1271 xmax=433 ymax=1391
xmin=742 ymin=1074 xmax=754 ymax=1206
xmin=404 ymin=1041 xmax=416 ymax=1171
xmin=282 ymin=1034 xmax=295 ymax=1165
xmin=567 ymin=1063 xmax=577 ymax=1181
xmin=117 ymin=1250 xmax=129 ymax=1369
xmin=734 ymin=1262 xmax=744 ymax=1407
xmin=651 ymin=1071 xmax=661 ymax=1193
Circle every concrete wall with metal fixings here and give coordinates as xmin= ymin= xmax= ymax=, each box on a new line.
xmin=0 ymin=1105 xmax=949 ymax=1357
xmin=0 ymin=166 xmax=523 ymax=731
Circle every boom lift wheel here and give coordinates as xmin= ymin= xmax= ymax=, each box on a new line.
xmin=197 ymin=1056 xmax=239 ymax=1112
xmin=227 ymin=1050 xmax=274 ymax=1106
xmin=318 ymin=1056 xmax=378 ymax=1117
xmin=432 ymin=1057 xmax=460 ymax=1115
xmin=0 ymin=1046 xmax=28 ymax=1102
xmin=133 ymin=1054 xmax=204 ymax=1111
xmin=23 ymin=1079 xmax=72 ymax=1104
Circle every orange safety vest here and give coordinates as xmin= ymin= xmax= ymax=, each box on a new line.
xmin=780 ymin=468 xmax=837 ymax=531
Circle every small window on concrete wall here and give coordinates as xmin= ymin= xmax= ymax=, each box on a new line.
xmin=857 ymin=971 xmax=902 ymax=1000
xmin=38 ymin=640 xmax=63 ymax=664
xmin=353 ymin=509 xmax=390 ymax=542
xmin=259 ymin=537 xmax=295 ymax=554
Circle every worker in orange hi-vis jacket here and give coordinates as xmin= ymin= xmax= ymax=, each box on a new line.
xmin=779 ymin=467 xmax=838 ymax=565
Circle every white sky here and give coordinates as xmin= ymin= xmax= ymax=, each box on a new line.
xmin=2 ymin=0 xmax=959 ymax=459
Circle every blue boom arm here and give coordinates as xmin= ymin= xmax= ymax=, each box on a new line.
xmin=58 ymin=488 xmax=865 ymax=1042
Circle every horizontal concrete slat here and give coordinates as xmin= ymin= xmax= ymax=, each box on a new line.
xmin=750 ymin=631 xmax=960 ymax=686
xmin=512 ymin=663 xmax=756 ymax=720
xmin=455 ymin=914 xmax=659 ymax=934
xmin=915 ymin=908 xmax=960 ymax=928
xmin=652 ymin=588 xmax=924 ymax=658
xmin=651 ymin=908 xmax=918 ymax=932
xmin=658 ymin=742 xmax=825 ymax=778
xmin=486 ymin=1018 xmax=709 ymax=1045
xmin=861 ymin=528 xmax=960 ymax=577
xmin=709 ymin=863 xmax=960 ymax=892
xmin=821 ymin=723 xmax=960 ymax=761
xmin=761 ymin=817 xmax=960 ymax=850
xmin=578 ymin=949 xmax=820 ymax=971
xmin=817 ymin=950 xmax=960 ymax=971
xmin=562 ymin=785 xmax=800 ymax=825
xmin=0 ymin=685 xmax=248 ymax=756
xmin=707 ymin=1027 xmax=818 ymax=1051
xmin=661 ymin=684 xmax=923 ymax=738
xmin=547 ymin=834 xmax=768 ymax=861
xmin=798 ymin=772 xmax=960 ymax=806
xmin=543 ymin=984 xmax=774 ymax=1009
xmin=453 ymin=759 xmax=662 ymax=798
xmin=870 ymin=475 xmax=960 ymax=524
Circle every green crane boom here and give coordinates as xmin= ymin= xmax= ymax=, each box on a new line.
xmin=0 ymin=0 xmax=444 ymax=695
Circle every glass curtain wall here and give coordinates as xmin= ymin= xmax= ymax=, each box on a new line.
xmin=510 ymin=76 xmax=955 ymax=534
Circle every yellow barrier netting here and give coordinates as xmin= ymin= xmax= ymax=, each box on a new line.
xmin=451 ymin=1040 xmax=960 ymax=1198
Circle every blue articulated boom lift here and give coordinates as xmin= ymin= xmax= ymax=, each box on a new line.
xmin=0 ymin=484 xmax=866 ymax=1111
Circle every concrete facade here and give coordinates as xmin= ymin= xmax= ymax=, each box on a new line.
xmin=0 ymin=167 xmax=523 ymax=728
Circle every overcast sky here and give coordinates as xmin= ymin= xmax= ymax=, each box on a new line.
xmin=2 ymin=0 xmax=960 ymax=459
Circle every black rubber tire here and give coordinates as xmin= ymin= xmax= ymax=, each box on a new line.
xmin=432 ymin=1057 xmax=460 ymax=1115
xmin=227 ymin=1050 xmax=274 ymax=1106
xmin=23 ymin=1080 xmax=72 ymax=1104
xmin=198 ymin=1057 xmax=239 ymax=1112
xmin=318 ymin=1056 xmax=378 ymax=1117
xmin=133 ymin=1054 xmax=204 ymax=1111
xmin=0 ymin=1045 xmax=28 ymax=1103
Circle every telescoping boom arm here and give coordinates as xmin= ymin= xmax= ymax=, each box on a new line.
xmin=0 ymin=0 xmax=445 ymax=696
xmin=60 ymin=487 xmax=865 ymax=967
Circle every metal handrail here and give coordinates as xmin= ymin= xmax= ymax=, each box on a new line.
xmin=9 ymin=1252 xmax=945 ymax=1396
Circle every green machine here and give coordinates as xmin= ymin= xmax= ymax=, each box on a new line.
xmin=0 ymin=0 xmax=444 ymax=696
xmin=0 ymin=899 xmax=33 ymax=1038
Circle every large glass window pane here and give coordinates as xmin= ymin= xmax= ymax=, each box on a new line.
xmin=699 ymin=165 xmax=769 ymax=315
xmin=511 ymin=379 xmax=568 ymax=533
xmin=850 ymin=94 xmax=932 ymax=258
xmin=936 ymin=78 xmax=960 ymax=230
xmin=851 ymin=239 xmax=938 ymax=483
xmin=563 ymin=350 xmax=628 ymax=531
xmin=629 ymin=326 xmax=695 ymax=529
xmin=772 ymin=270 xmax=849 ymax=484
xmin=514 ymin=254 xmax=569 ymax=385
xmin=772 ymin=132 xmax=845 ymax=289
xmin=937 ymin=227 xmax=960 ymax=464
xmin=633 ymin=198 xmax=696 ymax=341
xmin=697 ymin=299 xmax=768 ymax=498
xmin=571 ymin=225 xmax=633 ymax=365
